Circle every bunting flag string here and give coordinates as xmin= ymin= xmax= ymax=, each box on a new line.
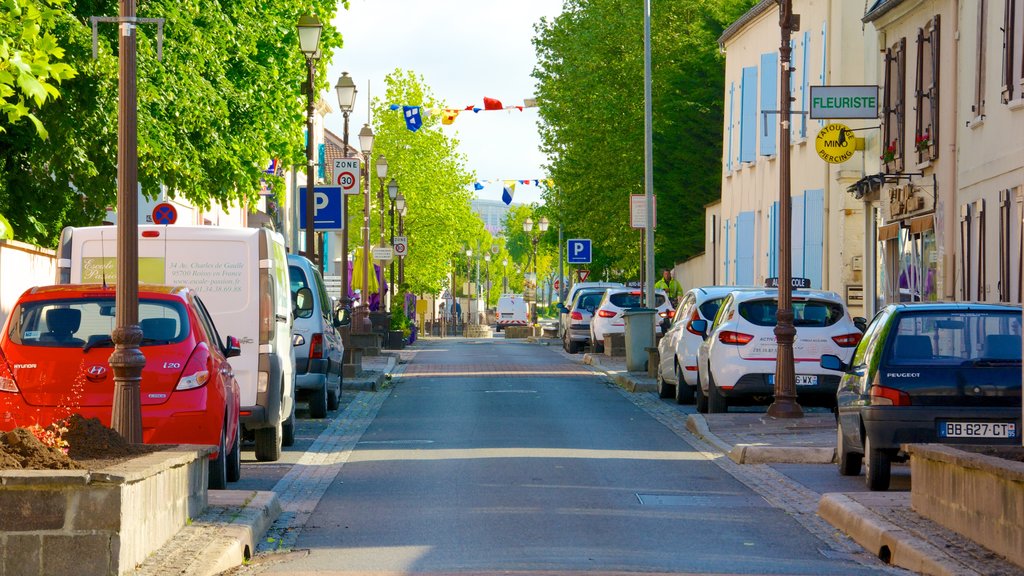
xmin=388 ymin=97 xmax=538 ymax=131
xmin=471 ymin=178 xmax=554 ymax=205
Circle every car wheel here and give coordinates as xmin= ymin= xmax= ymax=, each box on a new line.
xmin=591 ymin=331 xmax=604 ymax=353
xmin=309 ymin=380 xmax=329 ymax=419
xmin=674 ymin=364 xmax=695 ymax=404
xmin=255 ymin=419 xmax=283 ymax=462
xmin=657 ymin=372 xmax=674 ymax=398
xmin=282 ymin=403 xmax=296 ymax=447
xmin=208 ymin=426 xmax=228 ymax=490
xmin=226 ymin=420 xmax=242 ymax=483
xmin=836 ymin=422 xmax=862 ymax=476
xmin=327 ymin=376 xmax=341 ymax=411
xmin=566 ymin=337 xmax=581 ymax=354
xmin=864 ymin=434 xmax=891 ymax=491
xmin=707 ymin=371 xmax=728 ymax=413
xmin=696 ymin=388 xmax=708 ymax=413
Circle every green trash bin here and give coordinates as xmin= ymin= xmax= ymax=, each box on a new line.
xmin=623 ymin=308 xmax=656 ymax=372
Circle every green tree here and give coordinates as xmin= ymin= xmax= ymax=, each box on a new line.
xmin=0 ymin=0 xmax=76 ymax=139
xmin=366 ymin=69 xmax=476 ymax=296
xmin=532 ymin=0 xmax=756 ymax=274
xmin=0 ymin=0 xmax=344 ymax=247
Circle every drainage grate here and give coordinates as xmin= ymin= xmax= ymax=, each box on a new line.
xmin=635 ymin=493 xmax=769 ymax=507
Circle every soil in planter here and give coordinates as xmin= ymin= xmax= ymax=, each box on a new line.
xmin=956 ymin=445 xmax=1024 ymax=463
xmin=1 ymin=415 xmax=162 ymax=471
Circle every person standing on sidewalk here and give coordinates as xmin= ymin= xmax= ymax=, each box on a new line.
xmin=655 ymin=268 xmax=682 ymax=307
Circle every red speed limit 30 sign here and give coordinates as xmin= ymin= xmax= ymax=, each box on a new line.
xmin=333 ymin=159 xmax=361 ymax=196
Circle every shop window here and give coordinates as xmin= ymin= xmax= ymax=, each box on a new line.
xmin=883 ymin=38 xmax=907 ymax=171
xmin=915 ymin=16 xmax=940 ymax=162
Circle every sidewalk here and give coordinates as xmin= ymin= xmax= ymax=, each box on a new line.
xmin=555 ymin=340 xmax=1021 ymax=576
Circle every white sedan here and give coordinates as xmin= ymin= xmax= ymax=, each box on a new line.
xmin=590 ymin=287 xmax=674 ymax=353
xmin=693 ymin=289 xmax=862 ymax=413
xmin=657 ymin=286 xmax=746 ymax=403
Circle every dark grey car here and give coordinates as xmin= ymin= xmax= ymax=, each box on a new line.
xmin=288 ymin=254 xmax=348 ymax=419
xmin=821 ymin=302 xmax=1022 ymax=491
xmin=559 ymin=288 xmax=609 ymax=354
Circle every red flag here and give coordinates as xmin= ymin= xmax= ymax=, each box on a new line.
xmin=483 ymin=97 xmax=503 ymax=110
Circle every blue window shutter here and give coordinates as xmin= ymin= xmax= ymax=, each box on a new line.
xmin=791 ymin=195 xmax=806 ymax=279
xmin=768 ymin=202 xmax=779 ymax=277
xmin=735 ymin=212 xmax=756 ymax=285
xmin=317 ymin=143 xmax=325 ymax=180
xmin=739 ymin=66 xmax=758 ymax=162
xmin=801 ymin=31 xmax=810 ymax=139
xmin=724 ymin=218 xmax=731 ymax=284
xmin=727 ymin=82 xmax=735 ymax=171
xmin=760 ymin=53 xmax=778 ymax=156
xmin=804 ymin=189 xmax=824 ymax=288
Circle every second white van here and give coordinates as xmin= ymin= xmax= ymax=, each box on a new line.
xmin=495 ymin=294 xmax=529 ymax=331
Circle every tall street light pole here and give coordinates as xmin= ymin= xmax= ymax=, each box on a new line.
xmin=355 ymin=124 xmax=374 ymax=332
xmin=397 ymin=197 xmax=406 ymax=285
xmin=523 ymin=216 xmax=549 ymax=326
xmin=335 ymin=72 xmax=356 ymax=305
xmin=484 ymin=253 xmax=491 ymax=308
xmin=375 ymin=156 xmax=388 ymax=313
xmin=767 ymin=0 xmax=803 ymax=419
xmin=387 ymin=178 xmax=398 ymax=312
xmin=642 ymin=0 xmax=656 ymax=308
xmin=110 ymin=0 xmax=144 ymax=442
xmin=297 ymin=14 xmax=322 ymax=266
xmin=502 ymin=258 xmax=508 ymax=293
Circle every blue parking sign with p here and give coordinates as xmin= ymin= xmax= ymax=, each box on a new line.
xmin=567 ymin=239 xmax=592 ymax=264
xmin=298 ymin=186 xmax=343 ymax=231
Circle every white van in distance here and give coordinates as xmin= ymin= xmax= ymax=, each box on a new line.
xmin=56 ymin=225 xmax=296 ymax=462
xmin=495 ymin=294 xmax=529 ymax=331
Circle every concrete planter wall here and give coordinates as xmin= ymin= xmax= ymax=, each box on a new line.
xmin=0 ymin=446 xmax=211 ymax=576
xmin=907 ymin=444 xmax=1024 ymax=569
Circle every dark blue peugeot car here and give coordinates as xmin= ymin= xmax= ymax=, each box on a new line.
xmin=820 ymin=302 xmax=1022 ymax=491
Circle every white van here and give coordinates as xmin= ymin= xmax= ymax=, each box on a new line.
xmin=56 ymin=225 xmax=296 ymax=462
xmin=495 ymin=294 xmax=529 ymax=331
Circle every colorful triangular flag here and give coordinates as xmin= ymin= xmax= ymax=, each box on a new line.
xmin=403 ymin=106 xmax=422 ymax=132
xmin=501 ymin=180 xmax=516 ymax=205
xmin=483 ymin=97 xmax=503 ymax=111
xmin=442 ymin=109 xmax=460 ymax=125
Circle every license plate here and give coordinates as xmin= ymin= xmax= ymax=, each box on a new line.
xmin=767 ymin=374 xmax=818 ymax=386
xmin=938 ymin=421 xmax=1017 ymax=439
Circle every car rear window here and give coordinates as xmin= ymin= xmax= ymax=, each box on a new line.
xmin=575 ymin=292 xmax=605 ymax=310
xmin=738 ymin=298 xmax=845 ymax=327
xmin=698 ymin=297 xmax=725 ymax=320
xmin=888 ymin=310 xmax=1023 ymax=365
xmin=7 ymin=298 xmax=189 ymax=348
xmin=609 ymin=292 xmax=667 ymax=309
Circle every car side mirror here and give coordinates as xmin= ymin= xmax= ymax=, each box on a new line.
xmin=820 ymin=354 xmax=847 ymax=372
xmin=293 ymin=287 xmax=314 ymax=318
xmin=224 ymin=335 xmax=241 ymax=358
xmin=853 ymin=316 xmax=868 ymax=333
xmin=334 ymin=306 xmax=351 ymax=328
xmin=557 ymin=303 xmax=569 ymax=314
xmin=690 ymin=319 xmax=708 ymax=338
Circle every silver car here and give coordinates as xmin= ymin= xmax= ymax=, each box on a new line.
xmin=560 ymin=288 xmax=610 ymax=353
xmin=288 ymin=254 xmax=348 ymax=419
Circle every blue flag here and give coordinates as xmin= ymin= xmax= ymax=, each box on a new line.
xmin=473 ymin=182 xmax=484 ymax=191
xmin=403 ymin=106 xmax=422 ymax=132
xmin=501 ymin=181 xmax=515 ymax=205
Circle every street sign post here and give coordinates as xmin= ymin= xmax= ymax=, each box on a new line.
xmin=332 ymin=158 xmax=361 ymax=195
xmin=151 ymin=202 xmax=177 ymax=225
xmin=298 ymin=186 xmax=344 ymax=231
xmin=566 ymin=239 xmax=592 ymax=264
xmin=372 ymin=246 xmax=393 ymax=261
xmin=577 ymin=269 xmax=591 ymax=282
xmin=809 ymin=85 xmax=879 ymax=119
xmin=393 ymin=236 xmax=408 ymax=258
xmin=630 ymin=195 xmax=656 ymax=229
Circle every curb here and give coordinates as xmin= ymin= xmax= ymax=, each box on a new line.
xmin=685 ymin=414 xmax=734 ymax=455
xmin=685 ymin=414 xmax=835 ymax=464
xmin=818 ymin=493 xmax=981 ymax=576
xmin=581 ymin=353 xmax=657 ymax=393
xmin=346 ymin=354 xmax=397 ymax=391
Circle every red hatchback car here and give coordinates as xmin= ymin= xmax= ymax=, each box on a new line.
xmin=0 ymin=284 xmax=242 ymax=489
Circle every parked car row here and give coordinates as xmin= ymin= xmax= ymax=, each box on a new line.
xmin=654 ymin=283 xmax=1022 ymax=492
xmin=0 ymin=225 xmax=351 ymax=489
xmin=557 ymin=282 xmax=676 ymax=354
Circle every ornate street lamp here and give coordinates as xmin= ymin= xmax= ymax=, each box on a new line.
xmin=335 ymin=72 xmax=356 ymax=305
xmin=484 ymin=252 xmax=492 ymax=308
xmin=396 ymin=195 xmax=407 ymax=285
xmin=375 ymin=156 xmax=388 ymax=312
xmin=297 ymin=14 xmax=322 ymax=266
xmin=502 ymin=258 xmax=508 ymax=293
xmin=354 ymin=123 xmax=374 ymax=332
xmin=523 ymin=216 xmax=549 ymax=326
xmin=387 ymin=178 xmax=398 ymax=312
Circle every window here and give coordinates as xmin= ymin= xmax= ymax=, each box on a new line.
xmin=737 ymin=298 xmax=845 ymax=328
xmin=883 ymin=38 xmax=907 ymax=170
xmin=960 ymin=200 xmax=987 ymax=300
xmin=915 ymin=16 xmax=940 ymax=162
xmin=1002 ymin=0 xmax=1024 ymax=103
xmin=974 ymin=0 xmax=988 ymax=118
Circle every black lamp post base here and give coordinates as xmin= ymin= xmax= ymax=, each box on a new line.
xmin=766 ymin=396 xmax=804 ymax=419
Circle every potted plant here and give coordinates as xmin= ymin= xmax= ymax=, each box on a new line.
xmin=388 ymin=313 xmax=410 ymax=349
xmin=880 ymin=138 xmax=898 ymax=165
xmin=915 ymin=130 xmax=931 ymax=153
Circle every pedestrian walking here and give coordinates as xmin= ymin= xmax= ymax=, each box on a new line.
xmin=655 ymin=268 xmax=683 ymax=307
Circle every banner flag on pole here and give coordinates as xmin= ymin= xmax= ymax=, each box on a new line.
xmin=501 ymin=181 xmax=516 ymax=205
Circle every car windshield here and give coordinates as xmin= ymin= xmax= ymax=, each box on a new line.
xmin=7 ymin=298 xmax=188 ymax=349
xmin=574 ymin=292 xmax=605 ymax=311
xmin=738 ymin=298 xmax=844 ymax=327
xmin=698 ymin=297 xmax=726 ymax=320
xmin=608 ymin=292 xmax=666 ymax=309
xmin=888 ymin=310 xmax=1022 ymax=365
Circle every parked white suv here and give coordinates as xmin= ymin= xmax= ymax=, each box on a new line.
xmin=693 ymin=288 xmax=861 ymax=413
xmin=657 ymin=286 xmax=748 ymax=403
xmin=589 ymin=287 xmax=674 ymax=353
xmin=557 ymin=281 xmax=622 ymax=339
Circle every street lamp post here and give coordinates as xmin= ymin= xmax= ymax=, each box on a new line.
xmin=397 ymin=197 xmax=406 ymax=285
xmin=354 ymin=124 xmax=374 ymax=333
xmin=375 ymin=156 xmax=388 ymax=313
xmin=484 ymin=253 xmax=491 ymax=308
xmin=110 ymin=0 xmax=144 ymax=442
xmin=767 ymin=0 xmax=803 ymax=419
xmin=335 ymin=72 xmax=356 ymax=305
xmin=502 ymin=258 xmax=508 ymax=293
xmin=523 ymin=216 xmax=549 ymax=326
xmin=387 ymin=178 xmax=398 ymax=312
xmin=297 ymin=14 xmax=322 ymax=266
xmin=465 ymin=247 xmax=473 ymax=326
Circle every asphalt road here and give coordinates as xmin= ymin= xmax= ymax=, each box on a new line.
xmin=230 ymin=337 xmax=901 ymax=575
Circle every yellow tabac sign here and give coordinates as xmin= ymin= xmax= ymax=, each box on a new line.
xmin=815 ymin=123 xmax=856 ymax=164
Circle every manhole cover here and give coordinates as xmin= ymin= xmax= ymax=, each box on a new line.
xmin=635 ymin=493 xmax=769 ymax=507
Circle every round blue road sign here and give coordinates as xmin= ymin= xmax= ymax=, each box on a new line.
xmin=152 ymin=202 xmax=177 ymax=225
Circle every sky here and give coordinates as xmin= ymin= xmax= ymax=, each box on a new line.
xmin=322 ymin=0 xmax=564 ymax=206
